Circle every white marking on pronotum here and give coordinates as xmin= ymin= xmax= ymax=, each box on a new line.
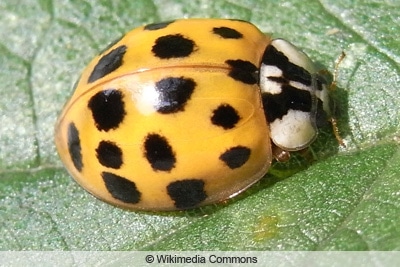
xmin=259 ymin=65 xmax=283 ymax=94
xmin=269 ymin=109 xmax=317 ymax=150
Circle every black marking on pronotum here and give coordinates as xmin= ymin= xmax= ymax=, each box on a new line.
xmin=212 ymin=27 xmax=243 ymax=39
xmin=154 ymin=77 xmax=196 ymax=114
xmin=152 ymin=34 xmax=196 ymax=59
xmin=88 ymin=89 xmax=126 ymax=132
xmin=225 ymin=59 xmax=258 ymax=84
xmin=96 ymin=140 xmax=123 ymax=169
xmin=102 ymin=172 xmax=141 ymax=204
xmin=144 ymin=133 xmax=176 ymax=172
xmin=211 ymin=104 xmax=241 ymax=130
xmin=219 ymin=146 xmax=251 ymax=169
xmin=266 ymin=76 xmax=288 ymax=84
xmin=67 ymin=122 xmax=83 ymax=172
xmin=261 ymin=85 xmax=313 ymax=122
xmin=144 ymin=20 xmax=175 ymax=30
xmin=262 ymin=45 xmax=312 ymax=86
xmin=88 ymin=45 xmax=127 ymax=83
xmin=166 ymin=179 xmax=207 ymax=209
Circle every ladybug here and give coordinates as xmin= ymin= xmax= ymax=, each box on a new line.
xmin=55 ymin=19 xmax=331 ymax=211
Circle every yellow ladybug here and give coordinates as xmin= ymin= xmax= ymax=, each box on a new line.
xmin=55 ymin=19 xmax=331 ymax=211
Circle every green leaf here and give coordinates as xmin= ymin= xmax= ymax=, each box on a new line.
xmin=1 ymin=0 xmax=399 ymax=251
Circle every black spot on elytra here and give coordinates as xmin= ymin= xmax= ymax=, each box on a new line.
xmin=144 ymin=133 xmax=176 ymax=171
xmin=219 ymin=146 xmax=251 ymax=169
xmin=144 ymin=20 xmax=175 ymax=30
xmin=102 ymin=172 xmax=141 ymax=204
xmin=96 ymin=140 xmax=123 ymax=169
xmin=88 ymin=45 xmax=127 ymax=83
xmin=88 ymin=89 xmax=126 ymax=131
xmin=167 ymin=179 xmax=207 ymax=209
xmin=152 ymin=34 xmax=196 ymax=59
xmin=154 ymin=77 xmax=196 ymax=114
xmin=262 ymin=85 xmax=313 ymax=122
xmin=67 ymin=122 xmax=83 ymax=172
xmin=212 ymin=26 xmax=243 ymax=39
xmin=225 ymin=59 xmax=258 ymax=84
xmin=211 ymin=104 xmax=241 ymax=130
xmin=262 ymin=44 xmax=312 ymax=86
